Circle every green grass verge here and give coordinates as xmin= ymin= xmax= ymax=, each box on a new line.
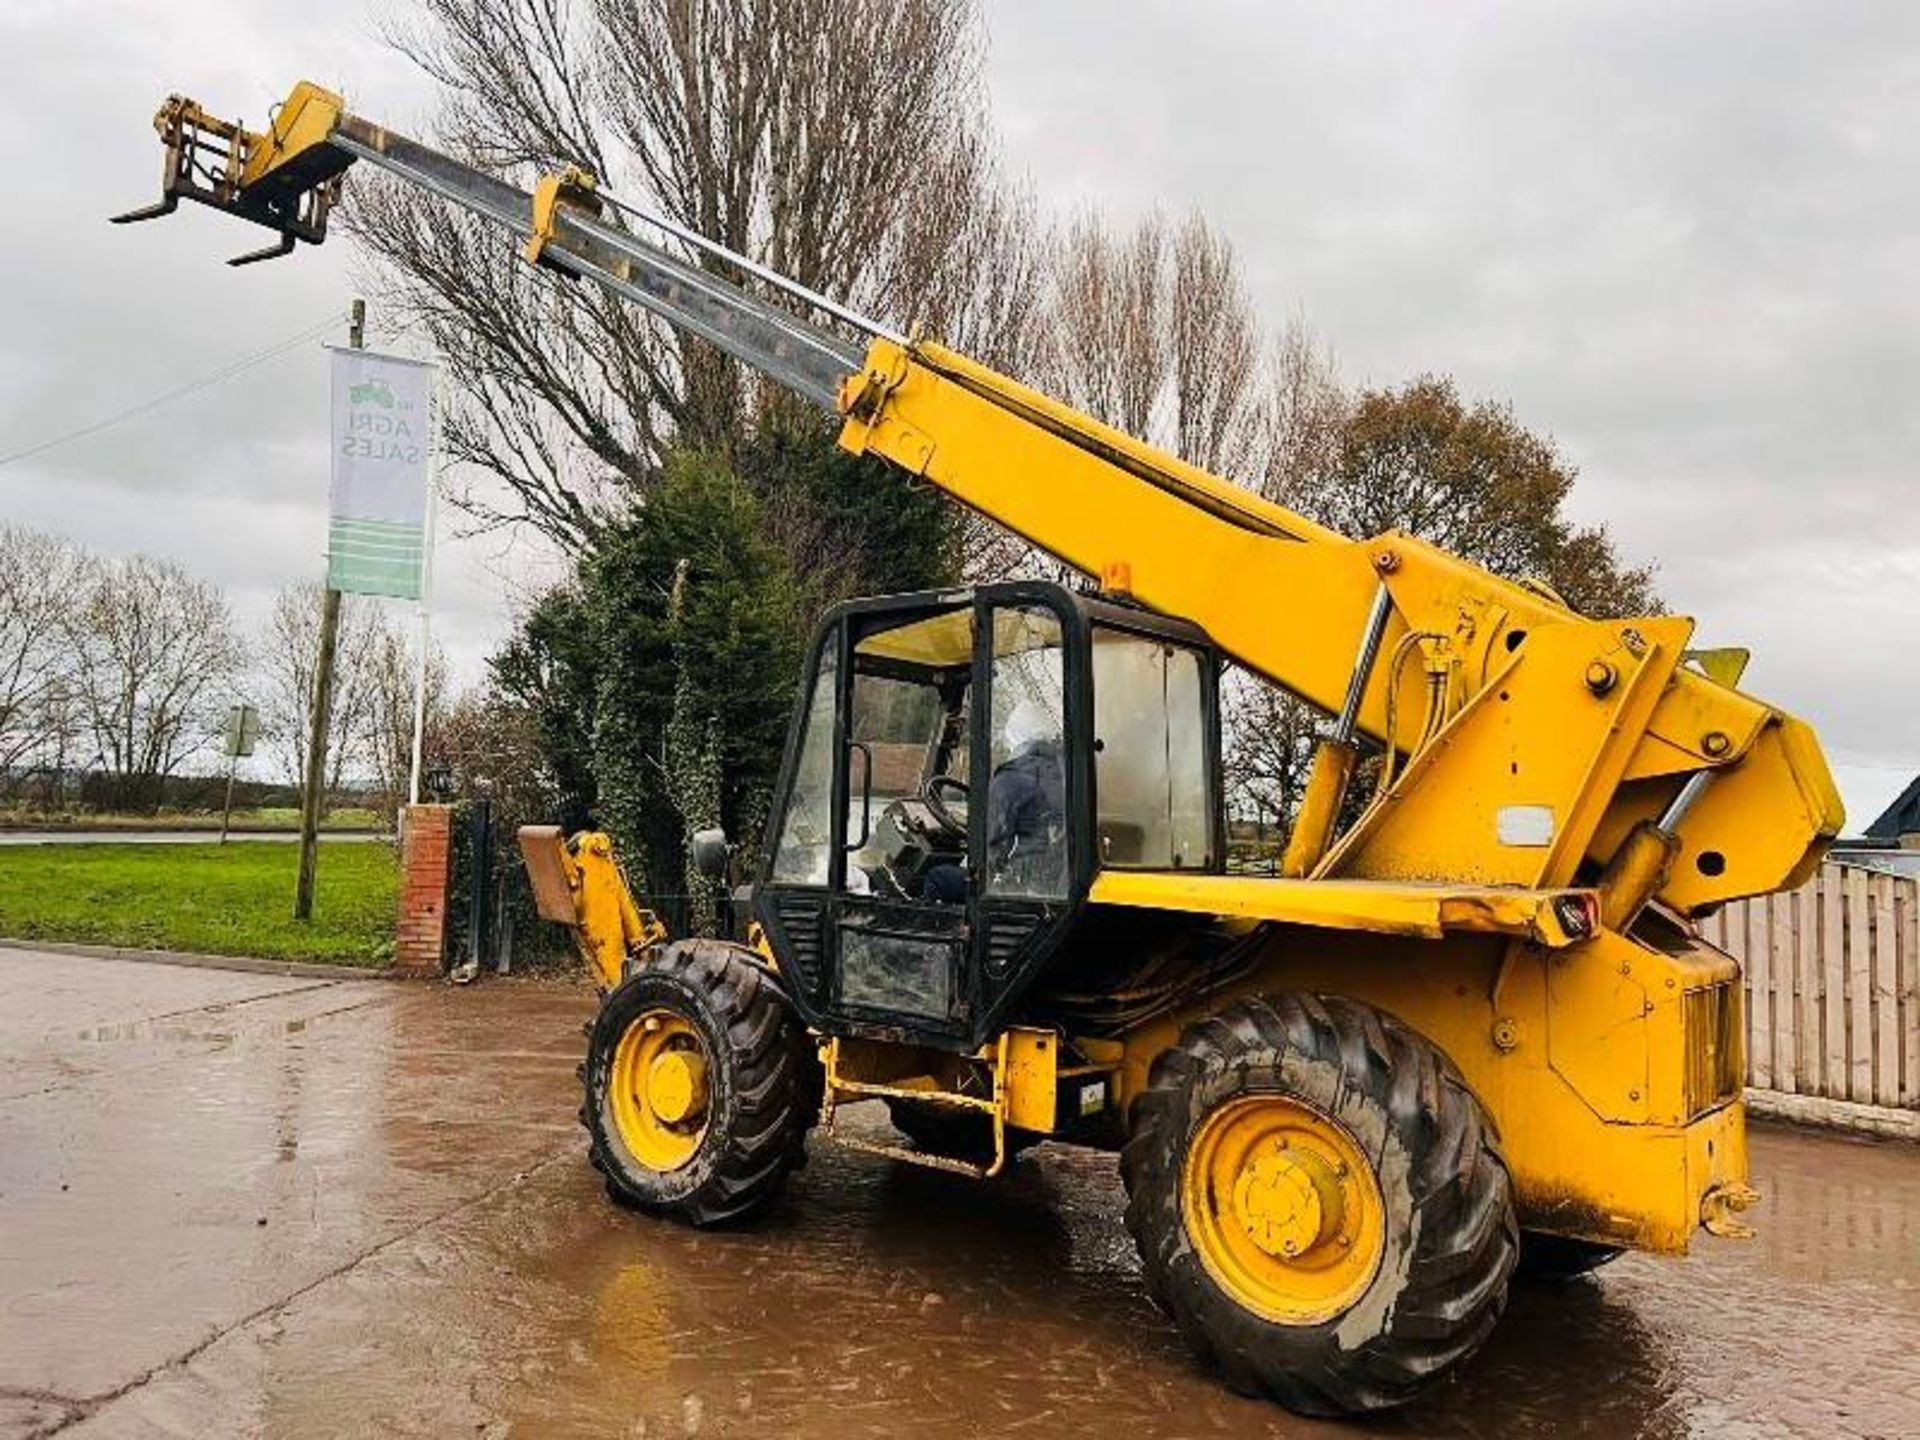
xmin=0 ymin=806 xmax=386 ymax=833
xmin=0 ymin=842 xmax=399 ymax=967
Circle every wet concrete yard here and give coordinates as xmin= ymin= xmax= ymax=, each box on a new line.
xmin=2 ymin=945 xmax=1916 ymax=1438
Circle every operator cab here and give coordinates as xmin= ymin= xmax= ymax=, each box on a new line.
xmin=754 ymin=580 xmax=1224 ymax=1050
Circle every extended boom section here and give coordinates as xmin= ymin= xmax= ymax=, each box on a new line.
xmin=116 ymin=85 xmax=865 ymax=406
xmin=121 ymin=79 xmax=1839 ymax=918
xmin=115 ymin=80 xmax=1840 ymax=922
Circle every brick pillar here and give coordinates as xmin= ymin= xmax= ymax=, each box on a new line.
xmin=395 ymin=804 xmax=453 ymax=974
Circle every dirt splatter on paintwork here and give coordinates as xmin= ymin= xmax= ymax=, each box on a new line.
xmin=2 ymin=946 xmax=1915 ymax=1438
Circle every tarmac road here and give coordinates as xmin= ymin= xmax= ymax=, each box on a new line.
xmin=2 ymin=946 xmax=1915 ymax=1439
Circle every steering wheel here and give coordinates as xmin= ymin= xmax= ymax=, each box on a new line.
xmin=922 ymin=773 xmax=970 ymax=837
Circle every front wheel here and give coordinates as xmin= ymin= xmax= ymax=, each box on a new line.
xmin=1122 ymin=994 xmax=1517 ymax=1416
xmin=581 ymin=940 xmax=811 ymax=1226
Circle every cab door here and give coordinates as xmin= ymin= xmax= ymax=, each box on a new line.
xmin=755 ymin=600 xmax=981 ymax=1043
xmin=755 ymin=586 xmax=1087 ymax=1049
xmin=754 ymin=619 xmax=843 ymax=1016
xmin=829 ymin=604 xmax=977 ymax=1041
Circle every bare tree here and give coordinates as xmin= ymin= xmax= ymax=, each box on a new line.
xmin=258 ymin=582 xmax=391 ymax=799
xmin=903 ymin=174 xmax=1055 ymax=379
xmin=1221 ymin=668 xmax=1315 ymax=848
xmin=1044 ymin=209 xmax=1266 ymax=482
xmin=0 ymin=526 xmax=86 ymax=792
xmin=1260 ymin=318 xmax=1349 ymax=506
xmin=1222 ymin=323 xmax=1348 ymax=836
xmin=362 ymin=626 xmax=449 ymax=817
xmin=424 ymin=684 xmax=560 ymax=838
xmin=68 ymin=556 xmax=243 ymax=811
xmin=967 ymin=207 xmax=1271 ymax=584
xmin=1166 ymin=216 xmax=1266 ymax=482
xmin=1048 ymin=212 xmax=1166 ymax=446
xmin=356 ymin=0 xmax=1028 ymax=552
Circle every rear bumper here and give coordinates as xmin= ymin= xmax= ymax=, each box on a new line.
xmin=1510 ymin=1094 xmax=1750 ymax=1254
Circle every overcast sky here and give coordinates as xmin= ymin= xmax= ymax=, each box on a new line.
xmin=2 ymin=1 xmax=1914 ymax=821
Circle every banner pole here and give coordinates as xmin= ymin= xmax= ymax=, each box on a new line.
xmin=407 ymin=363 xmax=444 ymax=806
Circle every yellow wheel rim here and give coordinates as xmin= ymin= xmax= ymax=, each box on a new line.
xmin=1181 ymin=1094 xmax=1385 ymax=1326
xmin=608 ymin=1009 xmax=711 ymax=1172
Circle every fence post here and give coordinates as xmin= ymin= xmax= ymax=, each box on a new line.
xmin=1845 ymin=867 xmax=1873 ymax=1102
xmin=1901 ymin=881 xmax=1920 ymax=1106
xmin=1745 ymin=897 xmax=1771 ymax=1091
xmin=465 ymin=793 xmax=494 ymax=971
xmin=1871 ymin=875 xmax=1900 ymax=1105
xmin=1821 ymin=867 xmax=1847 ymax=1096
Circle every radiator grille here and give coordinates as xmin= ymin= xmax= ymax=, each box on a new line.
xmin=985 ymin=913 xmax=1042 ymax=978
xmin=773 ymin=895 xmax=825 ymax=997
xmin=1684 ymin=982 xmax=1743 ymax=1118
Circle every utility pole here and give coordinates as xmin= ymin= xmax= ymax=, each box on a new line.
xmin=295 ymin=297 xmax=362 ymax=920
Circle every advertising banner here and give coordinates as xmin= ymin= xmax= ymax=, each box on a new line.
xmin=327 ymin=348 xmax=436 ymax=599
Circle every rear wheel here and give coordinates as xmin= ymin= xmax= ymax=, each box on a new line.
xmin=582 ymin=940 xmax=810 ymax=1225
xmin=1122 ymin=994 xmax=1517 ymax=1416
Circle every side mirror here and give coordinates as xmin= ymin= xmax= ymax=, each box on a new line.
xmin=690 ymin=827 xmax=731 ymax=882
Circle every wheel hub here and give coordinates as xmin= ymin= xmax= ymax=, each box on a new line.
xmin=647 ymin=1049 xmax=708 ymax=1126
xmin=607 ymin=1008 xmax=712 ymax=1172
xmin=1233 ymin=1144 xmax=1342 ymax=1258
xmin=1182 ymin=1094 xmax=1386 ymax=1325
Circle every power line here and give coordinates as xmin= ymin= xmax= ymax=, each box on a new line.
xmin=0 ymin=310 xmax=347 ymax=470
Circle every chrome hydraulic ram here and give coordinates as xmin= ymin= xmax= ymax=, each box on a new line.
xmin=327 ymin=119 xmax=862 ymax=410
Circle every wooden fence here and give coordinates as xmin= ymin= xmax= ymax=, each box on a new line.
xmin=1705 ymin=860 xmax=1920 ymax=1117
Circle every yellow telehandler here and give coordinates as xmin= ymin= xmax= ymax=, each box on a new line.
xmin=117 ymin=83 xmax=1841 ymax=1415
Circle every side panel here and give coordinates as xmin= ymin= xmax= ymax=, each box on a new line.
xmin=837 ymin=899 xmax=968 ymax=1027
xmin=1321 ymin=616 xmax=1689 ymax=891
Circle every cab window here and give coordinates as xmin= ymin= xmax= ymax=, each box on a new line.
xmin=984 ymin=604 xmax=1068 ymax=899
xmin=1093 ymin=629 xmax=1211 ymax=869
xmin=845 ymin=608 xmax=973 ymax=897
xmin=771 ymin=631 xmax=838 ymax=885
